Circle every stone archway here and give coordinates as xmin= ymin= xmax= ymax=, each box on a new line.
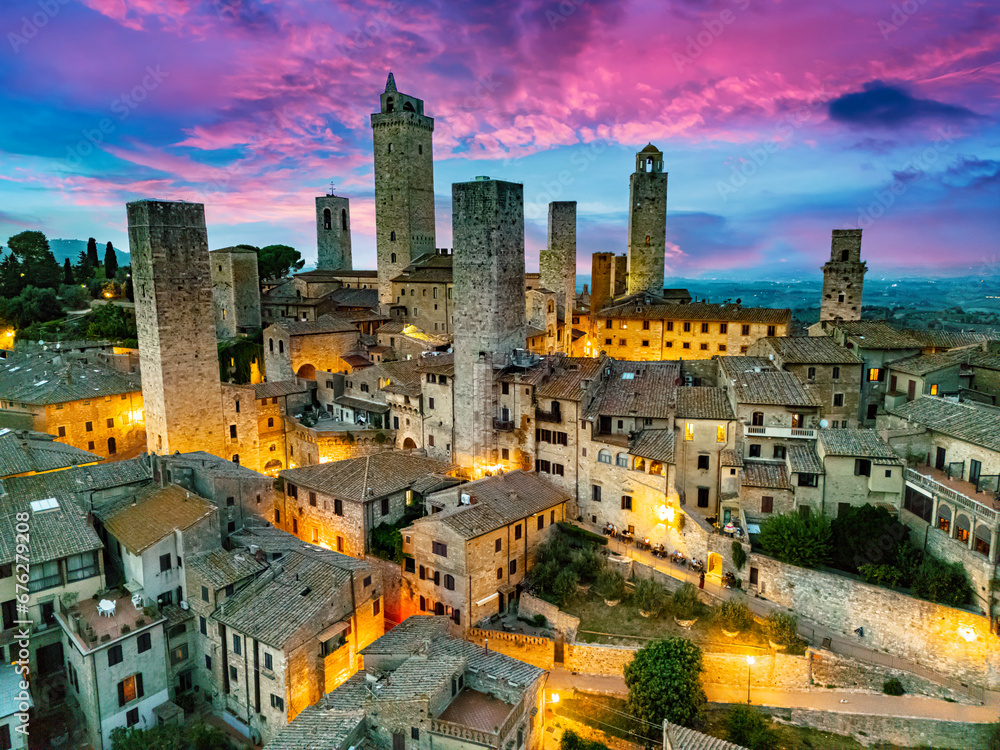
xmin=264 ymin=459 xmax=283 ymax=476
xmin=403 ymin=437 xmax=417 ymax=450
xmin=707 ymin=552 xmax=723 ymax=578
xmin=296 ymin=363 xmax=316 ymax=380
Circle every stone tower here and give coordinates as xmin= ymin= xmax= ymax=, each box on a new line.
xmin=210 ymin=246 xmax=261 ymax=340
xmin=626 ymin=143 xmax=668 ymax=296
xmin=540 ymin=201 xmax=577 ymax=353
xmin=452 ymin=177 xmax=526 ymax=472
xmin=612 ymin=253 xmax=628 ymax=297
xmin=315 ymin=194 xmax=352 ymax=271
xmin=128 ymin=200 xmax=224 ymax=457
xmin=371 ymin=72 xmax=436 ymax=308
xmin=820 ymin=229 xmax=867 ymax=322
xmin=590 ymin=252 xmax=614 ymax=316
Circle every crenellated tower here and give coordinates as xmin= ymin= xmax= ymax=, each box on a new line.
xmin=626 ymin=144 xmax=668 ymax=296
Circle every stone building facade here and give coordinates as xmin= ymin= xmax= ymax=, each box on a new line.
xmin=315 ymin=194 xmax=353 ymax=271
xmin=264 ymin=318 xmax=361 ymax=381
xmin=210 ymin=246 xmax=261 ymax=340
xmin=128 ymin=200 xmax=224 ymax=457
xmin=452 ymin=178 xmax=527 ymax=473
xmin=820 ymin=229 xmax=867 ymax=322
xmin=371 ymin=73 xmax=436 ymax=307
xmin=626 ymin=144 xmax=668 ymax=296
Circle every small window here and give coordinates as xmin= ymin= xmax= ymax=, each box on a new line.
xmin=514 ymin=524 xmax=522 ymax=540
xmin=807 ymin=367 xmax=816 ymax=379
xmin=621 ymin=495 xmax=632 ymax=511
xmin=432 ymin=541 xmax=448 ymax=557
xmin=833 ymin=393 xmax=844 ymax=407
xmin=749 ymin=444 xmax=761 ymax=458
xmin=509 ymin=559 xmax=517 ymax=575
xmin=761 ymin=496 xmax=773 ymax=513
xmin=701 ymin=323 xmax=709 ymax=333
xmin=697 ymin=454 xmax=710 ymax=470
xmin=444 ymin=574 xmax=455 ymax=590
xmin=684 ymin=423 xmax=694 ymax=441
xmin=497 ymin=567 xmax=504 ymax=580
xmin=716 ymin=425 xmax=726 ymax=443
xmin=108 ymin=645 xmax=123 ymax=667
xmin=159 ymin=553 xmax=171 ymax=572
xmin=137 ymin=632 xmax=151 ymax=653
xmin=741 ymin=324 xmax=750 ymax=336
xmin=832 ymin=366 xmax=840 ymax=380
xmin=854 ymin=458 xmax=871 ymax=477
xmin=697 ymin=487 xmax=709 ymax=508
xmin=591 ymin=485 xmax=601 ymax=503
xmin=373 ymin=598 xmax=381 ymax=616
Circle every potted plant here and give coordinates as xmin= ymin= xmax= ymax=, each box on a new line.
xmin=672 ymin=583 xmax=706 ymax=627
xmin=762 ymin=611 xmax=799 ymax=651
xmin=62 ymin=592 xmax=79 ymax=610
xmin=135 ymin=617 xmax=146 ymax=628
xmin=715 ymin=600 xmax=753 ymax=637
xmin=634 ymin=577 xmax=666 ymax=618
xmin=596 ymin=569 xmax=626 ymax=606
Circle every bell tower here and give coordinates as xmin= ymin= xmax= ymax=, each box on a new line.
xmin=371 ymin=72 xmax=436 ymax=308
xmin=820 ymin=229 xmax=867 ymax=322
xmin=626 ymin=143 xmax=668 ymax=296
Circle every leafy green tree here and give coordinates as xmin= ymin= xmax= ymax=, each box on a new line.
xmin=559 ymin=729 xmax=611 ymax=750
xmin=725 ymin=705 xmax=779 ymax=750
xmin=762 ymin=612 xmax=799 ymax=646
xmin=63 ymin=258 xmax=74 ymax=285
xmin=84 ymin=304 xmax=137 ymax=342
xmin=104 ymin=241 xmax=118 ymax=280
xmin=715 ymin=600 xmax=753 ymax=632
xmin=7 ymin=231 xmax=61 ymax=289
xmin=634 ymin=576 xmax=667 ymax=615
xmin=758 ymin=512 xmax=832 ymax=568
xmin=257 ymin=244 xmax=304 ymax=280
xmin=624 ymin=637 xmax=705 ymax=727
xmin=60 ymin=284 xmax=90 ymax=310
xmin=831 ymin=504 xmax=909 ymax=573
xmin=0 ymin=252 xmax=23 ymax=297
xmin=0 ymin=287 xmax=63 ymax=329
xmin=912 ymin=556 xmax=972 ymax=606
xmin=86 ymin=237 xmax=100 ymax=268
xmin=74 ymin=249 xmax=96 ymax=283
xmin=189 ymin=722 xmax=238 ymax=750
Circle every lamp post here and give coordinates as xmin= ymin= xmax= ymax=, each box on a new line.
xmin=746 ymin=655 xmax=755 ymax=704
xmin=541 ymin=691 xmax=560 ymax=746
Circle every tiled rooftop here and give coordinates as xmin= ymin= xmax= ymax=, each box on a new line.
xmin=0 ymin=351 xmax=141 ymax=405
xmin=282 ymin=452 xmax=453 ymax=502
xmin=818 ymin=429 xmax=900 ymax=460
xmin=61 ymin=593 xmax=163 ymax=652
xmin=585 ymin=360 xmax=679 ymax=420
xmin=676 ymin=387 xmax=734 ymax=421
xmin=887 ymin=397 xmax=1000 ymax=453
xmin=0 ymin=429 xmax=101 ymax=477
xmin=758 ymin=336 xmax=861 ymax=364
xmin=438 ymin=687 xmax=515 ymax=734
xmin=742 ymin=461 xmax=791 ymax=489
xmin=101 ymin=484 xmax=215 ymax=556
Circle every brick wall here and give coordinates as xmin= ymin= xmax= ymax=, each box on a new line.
xmin=778 ymin=707 xmax=992 ymax=750
xmin=517 ymin=593 xmax=579 ymax=640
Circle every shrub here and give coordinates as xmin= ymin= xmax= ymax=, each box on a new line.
xmin=715 ymin=600 xmax=754 ymax=633
xmin=758 ymin=512 xmax=832 ymax=568
xmin=559 ymin=729 xmax=611 ymax=750
xmin=671 ymin=583 xmax=706 ymax=620
xmin=731 ymin=541 xmax=747 ymax=571
xmin=624 ymin=637 xmax=705 ymax=727
xmin=882 ymin=677 xmax=905 ymax=696
xmin=556 ymin=521 xmax=608 ymax=546
xmin=762 ymin=612 xmax=798 ymax=646
xmin=831 ymin=504 xmax=909 ymax=574
xmin=570 ymin=544 xmax=605 ymax=584
xmin=725 ymin=705 xmax=779 ymax=750
xmin=912 ymin=556 xmax=972 ymax=607
xmin=596 ymin=569 xmax=626 ymax=602
xmin=531 ymin=614 xmax=547 ymax=628
xmin=550 ymin=568 xmax=579 ymax=606
xmin=634 ymin=577 xmax=667 ymax=615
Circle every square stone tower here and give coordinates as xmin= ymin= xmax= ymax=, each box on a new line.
xmin=540 ymin=201 xmax=577 ymax=353
xmin=452 ymin=177 xmax=526 ymax=471
xmin=820 ymin=229 xmax=867 ymax=322
xmin=210 ymin=246 xmax=261 ymax=339
xmin=128 ymin=200 xmax=224 ymax=457
xmin=371 ymin=72 xmax=436 ymax=308
xmin=590 ymin=252 xmax=614 ymax=315
xmin=626 ymin=143 xmax=668 ymax=296
xmin=612 ymin=252 xmax=628 ymax=297
xmin=315 ymin=194 xmax=352 ymax=271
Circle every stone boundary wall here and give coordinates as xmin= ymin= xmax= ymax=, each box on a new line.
xmin=518 ymin=593 xmax=580 ymax=640
xmin=467 ymin=628 xmax=554 ymax=670
xmin=366 ymin=556 xmax=402 ymax=629
xmin=749 ymin=553 xmax=1000 ymax=689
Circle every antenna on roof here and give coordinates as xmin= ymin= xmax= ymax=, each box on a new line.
xmin=327 ymin=181 xmax=336 ymax=196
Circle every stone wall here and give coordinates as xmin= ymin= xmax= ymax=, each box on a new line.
xmin=564 ymin=643 xmax=634 ymax=675
xmin=518 ymin=593 xmax=580 ymax=640
xmin=466 ymin=629 xmax=555 ymax=670
xmin=749 ymin=552 xmax=1000 ymax=689
xmin=777 ymin=707 xmax=993 ymax=750
xmin=367 ymin=556 xmax=403 ymax=629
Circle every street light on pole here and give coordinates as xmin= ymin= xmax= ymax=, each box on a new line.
xmin=541 ymin=691 xmax=560 ymax=747
xmin=746 ymin=655 xmax=755 ymax=704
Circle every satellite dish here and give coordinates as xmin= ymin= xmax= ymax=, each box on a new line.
xmin=820 ymin=419 xmax=829 ymax=428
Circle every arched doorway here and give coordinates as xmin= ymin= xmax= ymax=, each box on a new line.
xmin=296 ymin=363 xmax=316 ymax=380
xmin=403 ymin=437 xmax=417 ymax=450
xmin=107 ymin=437 xmax=116 ymax=455
xmin=264 ymin=459 xmax=282 ymax=477
xmin=937 ymin=504 xmax=952 ymax=532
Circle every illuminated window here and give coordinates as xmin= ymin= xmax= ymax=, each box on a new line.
xmin=868 ymin=368 xmax=882 ymax=382
xmin=716 ymin=425 xmax=725 ymax=443
xmin=930 ymin=384 xmax=938 ymax=395
xmin=684 ymin=423 xmax=694 ymax=441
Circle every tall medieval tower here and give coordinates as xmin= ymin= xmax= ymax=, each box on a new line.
xmin=540 ymin=201 xmax=577 ymax=353
xmin=128 ymin=200 xmax=224 ymax=457
xmin=315 ymin=194 xmax=352 ymax=271
xmin=452 ymin=177 xmax=527 ymax=472
xmin=820 ymin=229 xmax=867 ymax=322
xmin=371 ymin=72 xmax=436 ymax=308
xmin=626 ymin=144 xmax=668 ymax=296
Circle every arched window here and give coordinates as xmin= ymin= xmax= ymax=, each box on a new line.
xmin=419 ymin=595 xmax=426 ymax=611
xmin=403 ymin=101 xmax=415 ymax=112
xmin=269 ymin=338 xmax=273 ymax=353
xmin=341 ymin=209 xmax=348 ymax=230
xmin=444 ymin=574 xmax=455 ymax=591
xmin=391 ymin=253 xmax=397 ymax=263
xmin=278 ymin=340 xmax=284 ymax=354
xmin=435 ymin=602 xmax=445 ymax=615
xmin=107 ymin=437 xmax=116 ymax=455
xmin=751 ymin=411 xmax=764 ymax=426
xmin=390 ymin=231 xmax=396 ymax=242
xmin=646 ymin=157 xmax=653 ymax=171
xmin=633 ymin=457 xmax=646 ymax=472
xmin=598 ymin=449 xmax=612 ymax=464
xmin=268 ymin=417 xmax=274 ymax=428
xmin=388 ymin=143 xmax=393 ymax=153
xmin=616 ymin=453 xmax=628 ymax=468
xmin=547 ymin=301 xmax=554 ymax=313
xmin=323 ymin=208 xmax=332 ymax=230
xmin=232 ymin=454 xmax=240 ymax=465
xmin=385 ymin=98 xmax=394 ymax=112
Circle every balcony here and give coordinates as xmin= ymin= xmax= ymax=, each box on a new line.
xmin=906 ymin=466 xmax=1000 ymax=524
xmin=745 ymin=425 xmax=816 ymax=440
xmin=535 ymin=408 xmax=561 ymax=424
xmin=432 ymin=687 xmax=521 ymax=748
xmin=493 ymin=418 xmax=514 ymax=432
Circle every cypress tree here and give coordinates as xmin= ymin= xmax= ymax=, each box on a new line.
xmin=86 ymin=237 xmax=99 ymax=267
xmin=63 ymin=258 xmax=73 ymax=285
xmin=104 ymin=242 xmax=118 ymax=280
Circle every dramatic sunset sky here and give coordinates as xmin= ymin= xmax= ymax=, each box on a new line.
xmin=1 ymin=0 xmax=997 ymax=278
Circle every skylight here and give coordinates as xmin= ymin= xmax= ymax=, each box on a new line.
xmin=30 ymin=497 xmax=59 ymax=513
xmin=622 ymin=372 xmax=635 ymax=380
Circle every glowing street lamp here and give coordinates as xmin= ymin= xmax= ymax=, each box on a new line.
xmin=746 ymin=655 xmax=755 ymax=704
xmin=541 ymin=690 xmax=560 ymax=736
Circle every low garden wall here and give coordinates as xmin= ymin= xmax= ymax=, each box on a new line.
xmin=518 ymin=593 xmax=580 ymax=640
xmin=749 ymin=552 xmax=1000 ymax=690
xmin=466 ymin=628 xmax=555 ymax=670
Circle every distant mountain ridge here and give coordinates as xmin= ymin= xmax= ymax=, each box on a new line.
xmin=48 ymin=238 xmax=130 ymax=267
